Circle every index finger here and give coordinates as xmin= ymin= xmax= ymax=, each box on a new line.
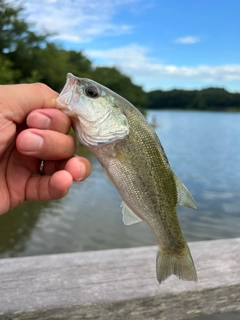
xmin=0 ymin=83 xmax=59 ymax=124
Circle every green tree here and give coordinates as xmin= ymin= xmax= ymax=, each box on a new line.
xmin=91 ymin=67 xmax=147 ymax=111
xmin=147 ymin=88 xmax=240 ymax=111
xmin=0 ymin=0 xmax=50 ymax=84
xmin=0 ymin=1 xmax=147 ymax=112
xmin=196 ymin=88 xmax=234 ymax=110
xmin=22 ymin=44 xmax=93 ymax=92
xmin=0 ymin=1 xmax=93 ymax=91
xmin=0 ymin=53 xmax=19 ymax=83
xmin=0 ymin=0 xmax=29 ymax=54
xmin=67 ymin=50 xmax=92 ymax=78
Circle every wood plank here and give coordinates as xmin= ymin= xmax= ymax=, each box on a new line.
xmin=0 ymin=238 xmax=240 ymax=319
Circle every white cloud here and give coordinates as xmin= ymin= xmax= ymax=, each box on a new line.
xmin=86 ymin=45 xmax=240 ymax=89
xmin=10 ymin=1 xmax=239 ymax=91
xmin=87 ymin=45 xmax=148 ymax=66
xmin=19 ymin=0 xmax=141 ymax=43
xmin=174 ymin=36 xmax=200 ymax=44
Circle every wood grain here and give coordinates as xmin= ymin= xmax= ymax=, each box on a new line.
xmin=0 ymin=238 xmax=240 ymax=319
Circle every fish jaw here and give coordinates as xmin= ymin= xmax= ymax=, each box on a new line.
xmin=56 ymin=73 xmax=80 ymax=116
xmin=56 ymin=73 xmax=130 ymax=146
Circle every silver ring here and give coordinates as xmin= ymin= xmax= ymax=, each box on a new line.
xmin=39 ymin=160 xmax=45 ymax=176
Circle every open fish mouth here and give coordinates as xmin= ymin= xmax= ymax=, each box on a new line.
xmin=56 ymin=73 xmax=79 ymax=112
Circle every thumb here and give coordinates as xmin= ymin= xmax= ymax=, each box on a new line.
xmin=0 ymin=83 xmax=58 ymax=123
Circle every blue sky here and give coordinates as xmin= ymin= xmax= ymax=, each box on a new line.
xmin=19 ymin=0 xmax=240 ymax=92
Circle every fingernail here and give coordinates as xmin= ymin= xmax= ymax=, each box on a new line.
xmin=28 ymin=113 xmax=51 ymax=129
xmin=78 ymin=162 xmax=86 ymax=181
xmin=20 ymin=132 xmax=43 ymax=152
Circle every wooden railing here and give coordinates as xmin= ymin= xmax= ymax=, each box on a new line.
xmin=0 ymin=237 xmax=240 ymax=319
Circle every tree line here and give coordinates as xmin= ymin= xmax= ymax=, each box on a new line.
xmin=146 ymin=88 xmax=240 ymax=111
xmin=1 ymin=0 xmax=239 ymax=112
xmin=0 ymin=0 xmax=146 ymax=111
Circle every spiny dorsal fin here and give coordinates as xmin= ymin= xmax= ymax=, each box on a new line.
xmin=173 ymin=173 xmax=196 ymax=209
xmin=121 ymin=202 xmax=143 ymax=225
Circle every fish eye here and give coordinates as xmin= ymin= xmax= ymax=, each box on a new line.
xmin=84 ymin=85 xmax=100 ymax=98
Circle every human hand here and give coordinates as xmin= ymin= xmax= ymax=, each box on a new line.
xmin=0 ymin=83 xmax=91 ymax=215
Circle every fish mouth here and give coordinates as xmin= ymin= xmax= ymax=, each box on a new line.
xmin=56 ymin=73 xmax=79 ymax=113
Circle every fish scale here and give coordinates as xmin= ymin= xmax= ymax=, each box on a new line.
xmin=56 ymin=73 xmax=197 ymax=283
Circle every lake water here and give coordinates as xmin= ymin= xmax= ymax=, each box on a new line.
xmin=1 ymin=110 xmax=240 ymax=319
xmin=0 ymin=110 xmax=240 ymax=258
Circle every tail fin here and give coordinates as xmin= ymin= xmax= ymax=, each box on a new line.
xmin=156 ymin=244 xmax=197 ymax=283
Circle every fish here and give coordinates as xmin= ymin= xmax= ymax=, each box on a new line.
xmin=56 ymin=73 xmax=197 ymax=283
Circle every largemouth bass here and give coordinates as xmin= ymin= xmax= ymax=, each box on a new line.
xmin=56 ymin=73 xmax=197 ymax=283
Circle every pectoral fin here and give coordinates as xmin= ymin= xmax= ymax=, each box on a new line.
xmin=101 ymin=166 xmax=143 ymax=224
xmin=173 ymin=173 xmax=196 ymax=209
xmin=121 ymin=202 xmax=143 ymax=225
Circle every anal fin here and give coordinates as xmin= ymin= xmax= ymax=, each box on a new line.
xmin=121 ymin=202 xmax=143 ymax=225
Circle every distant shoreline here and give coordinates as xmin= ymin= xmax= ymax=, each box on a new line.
xmin=146 ymin=87 xmax=240 ymax=112
xmin=146 ymin=108 xmax=240 ymax=112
